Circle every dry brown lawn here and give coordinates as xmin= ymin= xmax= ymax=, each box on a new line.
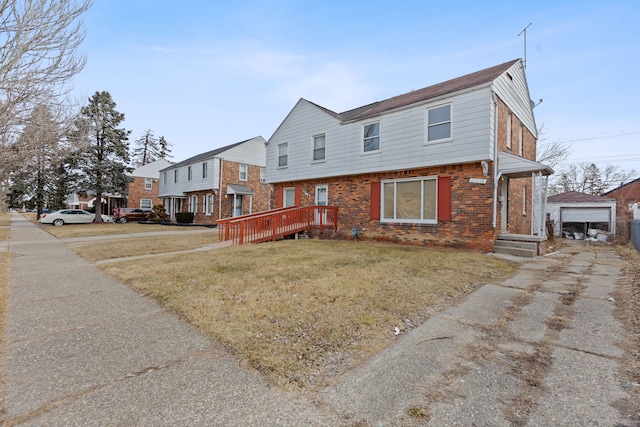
xmin=98 ymin=239 xmax=517 ymax=390
xmin=71 ymin=232 xmax=219 ymax=261
xmin=42 ymin=221 xmax=205 ymax=239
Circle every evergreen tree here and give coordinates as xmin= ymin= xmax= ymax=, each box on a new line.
xmin=70 ymin=91 xmax=131 ymax=222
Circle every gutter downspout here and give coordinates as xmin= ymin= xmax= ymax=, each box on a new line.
xmin=492 ymin=91 xmax=500 ymax=229
xmin=218 ymin=158 xmax=224 ymax=220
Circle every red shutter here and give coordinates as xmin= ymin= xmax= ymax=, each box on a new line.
xmin=438 ymin=176 xmax=451 ymax=222
xmin=370 ymin=182 xmax=381 ymax=220
xmin=276 ymin=188 xmax=283 ymax=207
xmin=294 ymin=187 xmax=301 ymax=206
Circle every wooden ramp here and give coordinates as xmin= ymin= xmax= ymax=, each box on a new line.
xmin=217 ymin=206 xmax=338 ymax=245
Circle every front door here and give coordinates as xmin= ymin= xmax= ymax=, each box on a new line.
xmin=315 ymin=185 xmax=328 ymax=224
xmin=232 ymin=195 xmax=243 ymax=217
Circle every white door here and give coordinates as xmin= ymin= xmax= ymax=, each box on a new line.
xmin=232 ymin=195 xmax=243 ymax=217
xmin=315 ymin=185 xmax=328 ymax=224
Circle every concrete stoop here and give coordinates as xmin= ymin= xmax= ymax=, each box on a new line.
xmin=493 ymin=234 xmax=546 ymax=257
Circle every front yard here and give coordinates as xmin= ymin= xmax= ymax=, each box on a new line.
xmin=88 ymin=238 xmax=517 ymax=390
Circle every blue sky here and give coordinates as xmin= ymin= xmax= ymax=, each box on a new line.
xmin=72 ymin=0 xmax=640 ymax=176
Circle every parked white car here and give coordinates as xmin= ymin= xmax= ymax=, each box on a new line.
xmin=39 ymin=209 xmax=111 ymax=226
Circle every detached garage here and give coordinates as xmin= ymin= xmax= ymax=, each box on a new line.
xmin=546 ymin=191 xmax=616 ymax=238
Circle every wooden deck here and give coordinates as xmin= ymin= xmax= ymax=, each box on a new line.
xmin=217 ymin=206 xmax=339 ymax=245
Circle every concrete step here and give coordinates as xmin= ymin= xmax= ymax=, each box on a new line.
xmin=492 ymin=240 xmax=538 ymax=251
xmin=492 ymin=245 xmax=536 ymax=258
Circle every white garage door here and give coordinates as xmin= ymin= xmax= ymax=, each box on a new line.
xmin=561 ymin=207 xmax=610 ymax=222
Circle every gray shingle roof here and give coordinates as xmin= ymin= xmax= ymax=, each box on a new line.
xmin=159 ymin=138 xmax=256 ymax=171
xmin=337 ymin=59 xmax=520 ymax=122
xmin=547 ymin=191 xmax=615 ymax=203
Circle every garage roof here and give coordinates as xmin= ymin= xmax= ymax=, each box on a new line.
xmin=547 ymin=191 xmax=615 ymax=203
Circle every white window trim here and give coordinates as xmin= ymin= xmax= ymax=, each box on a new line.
xmin=144 ymin=178 xmax=153 ymax=190
xmin=362 ymin=121 xmax=381 ymax=155
xmin=205 ymin=193 xmax=214 ymax=215
xmin=312 ymin=133 xmax=326 ymax=163
xmin=425 ymin=103 xmax=453 ymax=144
xmin=188 ymin=195 xmax=198 ymax=214
xmin=380 ymin=176 xmax=438 ymax=225
xmin=518 ymin=122 xmax=523 ymax=156
xmin=278 ymin=142 xmax=288 ymax=168
xmin=315 ymin=185 xmax=328 ymax=206
xmin=283 ymin=187 xmax=296 ymax=207
xmin=506 ymin=113 xmax=512 ymax=149
xmin=140 ymin=198 xmax=153 ymax=209
xmin=239 ymin=164 xmax=248 ymax=181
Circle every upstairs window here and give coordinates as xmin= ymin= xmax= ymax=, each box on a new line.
xmin=187 ymin=166 xmax=192 ymax=181
xmin=427 ymin=104 xmax=451 ymax=142
xmin=144 ymin=178 xmax=153 ymax=190
xmin=239 ymin=164 xmax=248 ymax=181
xmin=363 ymin=122 xmax=380 ymax=152
xmin=278 ymin=143 xmax=288 ymax=167
xmin=260 ymin=167 xmax=266 ymax=183
xmin=162 ymin=171 xmax=167 ymax=185
xmin=174 ymin=169 xmax=178 ymax=183
xmin=202 ymin=162 xmax=208 ymax=179
xmin=313 ymin=134 xmax=326 ymax=161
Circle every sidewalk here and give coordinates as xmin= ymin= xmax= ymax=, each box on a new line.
xmin=1 ymin=214 xmax=341 ymax=426
xmin=2 ymin=213 xmax=637 ymax=426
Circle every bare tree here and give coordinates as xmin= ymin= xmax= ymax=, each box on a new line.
xmin=0 ymin=0 xmax=92 ymax=210
xmin=551 ymin=162 xmax=638 ymax=196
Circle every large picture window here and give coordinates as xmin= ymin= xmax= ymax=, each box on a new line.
xmin=382 ymin=177 xmax=437 ymax=223
xmin=427 ymin=104 xmax=451 ymax=142
xmin=363 ymin=122 xmax=380 ymax=152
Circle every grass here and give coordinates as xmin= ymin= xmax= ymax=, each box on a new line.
xmin=70 ymin=232 xmax=219 ymax=261
xmin=41 ymin=221 xmax=207 ymax=239
xmin=97 ymin=239 xmax=517 ymax=390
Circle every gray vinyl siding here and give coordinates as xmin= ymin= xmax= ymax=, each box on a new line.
xmin=493 ymin=62 xmax=537 ymax=136
xmin=159 ymin=137 xmax=265 ymax=197
xmin=267 ymin=89 xmax=495 ymax=183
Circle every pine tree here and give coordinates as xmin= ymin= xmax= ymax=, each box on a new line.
xmin=70 ymin=91 xmax=132 ymax=222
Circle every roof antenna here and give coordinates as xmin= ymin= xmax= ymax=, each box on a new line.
xmin=518 ymin=23 xmax=532 ymax=69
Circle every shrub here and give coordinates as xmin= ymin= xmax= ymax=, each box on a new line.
xmin=175 ymin=212 xmax=194 ymax=224
xmin=148 ymin=204 xmax=169 ymax=223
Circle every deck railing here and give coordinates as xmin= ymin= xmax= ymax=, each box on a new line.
xmin=217 ymin=205 xmax=339 ymax=245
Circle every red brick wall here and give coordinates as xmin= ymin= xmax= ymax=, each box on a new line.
xmin=128 ymin=177 xmax=162 ymax=208
xmin=606 ymin=180 xmax=640 ymax=206
xmin=495 ymin=97 xmax=536 ymax=234
xmin=273 ymin=162 xmax=499 ymax=251
xmin=182 ymin=160 xmax=272 ymax=224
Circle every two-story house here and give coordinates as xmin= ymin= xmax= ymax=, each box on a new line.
xmin=265 ymin=59 xmax=553 ymax=251
xmin=159 ymin=136 xmax=270 ymax=224
xmin=127 ymin=159 xmax=174 ymax=211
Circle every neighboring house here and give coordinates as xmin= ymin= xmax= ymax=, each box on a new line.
xmin=546 ymin=191 xmax=616 ymax=237
xmin=265 ymin=59 xmax=553 ymax=251
xmin=603 ymin=177 xmax=640 ymax=220
xmin=159 ymin=136 xmax=270 ymax=224
xmin=127 ymin=159 xmax=174 ymax=210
